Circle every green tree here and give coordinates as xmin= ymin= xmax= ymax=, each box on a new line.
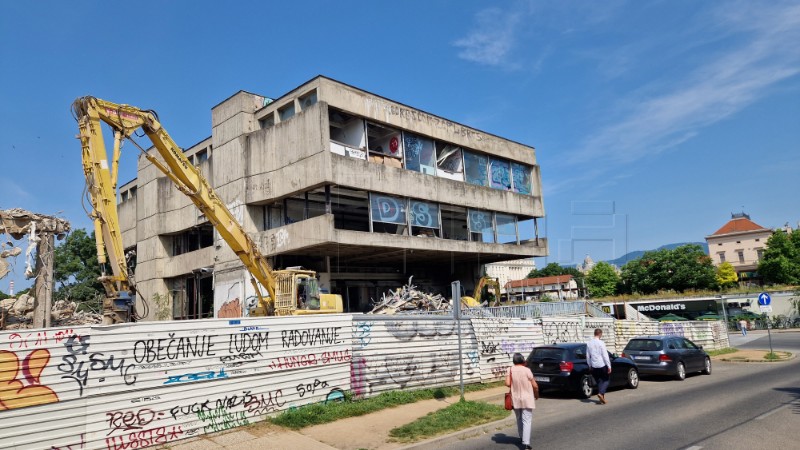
xmin=53 ymin=229 xmax=104 ymax=303
xmin=758 ymin=230 xmax=800 ymax=284
xmin=620 ymin=244 xmax=717 ymax=294
xmin=715 ymin=262 xmax=738 ymax=289
xmin=586 ymin=262 xmax=619 ymax=298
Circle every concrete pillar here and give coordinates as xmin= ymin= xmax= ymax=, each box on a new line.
xmin=32 ymin=233 xmax=54 ymax=328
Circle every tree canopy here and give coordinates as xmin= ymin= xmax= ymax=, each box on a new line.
xmin=527 ymin=262 xmax=585 ymax=285
xmin=53 ymin=229 xmax=104 ymax=303
xmin=586 ymin=262 xmax=619 ymax=298
xmin=620 ymin=244 xmax=717 ymax=294
xmin=758 ymin=229 xmax=800 ymax=285
xmin=715 ymin=261 xmax=738 ymax=289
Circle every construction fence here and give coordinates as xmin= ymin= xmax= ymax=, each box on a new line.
xmin=0 ymin=314 xmax=728 ymax=449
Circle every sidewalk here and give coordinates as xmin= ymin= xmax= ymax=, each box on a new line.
xmin=166 ymin=385 xmax=511 ymax=450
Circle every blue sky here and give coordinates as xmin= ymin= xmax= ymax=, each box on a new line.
xmin=1 ymin=0 xmax=798 ymax=291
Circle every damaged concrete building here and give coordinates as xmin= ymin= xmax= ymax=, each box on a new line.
xmin=118 ymin=76 xmax=546 ymax=320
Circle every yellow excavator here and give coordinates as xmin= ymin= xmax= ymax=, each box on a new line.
xmin=461 ymin=276 xmax=502 ymax=308
xmin=73 ymin=96 xmax=342 ymax=324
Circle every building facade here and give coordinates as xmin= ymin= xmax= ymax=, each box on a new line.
xmin=704 ymin=213 xmax=771 ymax=281
xmin=118 ymin=76 xmax=547 ymax=320
xmin=505 ymin=275 xmax=579 ymax=301
xmin=484 ymin=258 xmax=536 ymax=293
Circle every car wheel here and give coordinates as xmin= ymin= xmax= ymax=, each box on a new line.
xmin=578 ymin=375 xmax=593 ymax=398
xmin=702 ymin=357 xmax=712 ymax=375
xmin=626 ymin=368 xmax=639 ymax=389
xmin=675 ymin=362 xmax=686 ymax=381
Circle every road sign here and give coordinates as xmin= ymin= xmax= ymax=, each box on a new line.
xmin=759 ymin=305 xmax=772 ymax=313
xmin=758 ymin=292 xmax=771 ymax=306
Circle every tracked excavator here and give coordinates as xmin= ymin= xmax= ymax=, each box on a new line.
xmin=461 ymin=276 xmax=503 ymax=307
xmin=73 ymin=96 xmax=342 ymax=324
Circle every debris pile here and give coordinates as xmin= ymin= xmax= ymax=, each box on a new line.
xmin=0 ymin=295 xmax=102 ymax=329
xmin=51 ymin=300 xmax=103 ymax=326
xmin=369 ymin=277 xmax=452 ymax=314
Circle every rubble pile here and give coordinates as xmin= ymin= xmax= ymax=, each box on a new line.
xmin=369 ymin=277 xmax=452 ymax=314
xmin=0 ymin=295 xmax=102 ymax=329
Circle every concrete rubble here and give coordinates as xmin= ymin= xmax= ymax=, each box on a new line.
xmin=369 ymin=277 xmax=452 ymax=314
xmin=0 ymin=295 xmax=102 ymax=329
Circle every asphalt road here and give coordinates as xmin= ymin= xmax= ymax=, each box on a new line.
xmin=440 ymin=332 xmax=800 ymax=450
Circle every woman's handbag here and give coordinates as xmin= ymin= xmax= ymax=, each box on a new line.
xmin=504 ymin=369 xmax=513 ymax=410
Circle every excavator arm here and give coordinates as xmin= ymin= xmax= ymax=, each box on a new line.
xmin=73 ymin=97 xmax=277 ymax=323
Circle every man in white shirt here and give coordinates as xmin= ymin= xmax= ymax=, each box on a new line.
xmin=586 ymin=328 xmax=612 ymax=404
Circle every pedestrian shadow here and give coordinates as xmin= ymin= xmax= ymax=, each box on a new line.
xmin=491 ymin=433 xmax=522 ymax=448
xmin=773 ymin=387 xmax=800 ymax=414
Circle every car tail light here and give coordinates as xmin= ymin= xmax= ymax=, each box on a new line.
xmin=621 ymin=352 xmax=627 ymax=358
xmin=559 ymin=361 xmax=573 ymax=372
xmin=659 ymin=354 xmax=672 ymax=362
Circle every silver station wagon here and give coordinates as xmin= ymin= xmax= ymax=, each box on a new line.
xmin=621 ymin=336 xmax=711 ymax=381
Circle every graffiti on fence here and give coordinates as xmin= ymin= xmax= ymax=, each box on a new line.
xmin=0 ymin=348 xmax=59 ymax=410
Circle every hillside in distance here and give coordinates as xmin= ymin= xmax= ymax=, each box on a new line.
xmin=605 ymin=242 xmax=710 ymax=267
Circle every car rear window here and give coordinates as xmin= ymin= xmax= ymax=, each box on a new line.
xmin=625 ymin=339 xmax=663 ymax=351
xmin=531 ymin=348 xmax=566 ymax=359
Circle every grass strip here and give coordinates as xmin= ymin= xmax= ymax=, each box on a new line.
xmin=706 ymin=347 xmax=739 ymax=357
xmin=270 ymin=382 xmax=504 ymax=429
xmin=764 ymin=352 xmax=781 ymax=360
xmin=388 ymin=400 xmax=509 ymax=443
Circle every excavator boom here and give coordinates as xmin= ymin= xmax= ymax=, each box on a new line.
xmin=73 ymin=97 xmax=278 ymax=323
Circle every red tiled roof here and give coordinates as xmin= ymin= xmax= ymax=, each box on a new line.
xmin=506 ymin=275 xmax=573 ymax=289
xmin=710 ymin=217 xmax=769 ymax=236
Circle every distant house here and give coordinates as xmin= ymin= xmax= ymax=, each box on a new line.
xmin=705 ymin=212 xmax=772 ymax=282
xmin=484 ymin=258 xmax=536 ymax=293
xmin=505 ymin=275 xmax=579 ymax=301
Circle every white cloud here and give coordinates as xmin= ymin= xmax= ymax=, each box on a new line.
xmin=570 ymin=1 xmax=800 ymax=166
xmin=453 ymin=8 xmax=521 ymax=67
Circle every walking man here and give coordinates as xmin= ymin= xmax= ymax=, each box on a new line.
xmin=586 ymin=328 xmax=611 ymax=404
xmin=739 ymin=319 xmax=747 ymax=336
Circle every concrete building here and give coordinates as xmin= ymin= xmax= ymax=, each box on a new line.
xmin=484 ymin=258 xmax=536 ymax=293
xmin=705 ymin=213 xmax=771 ymax=282
xmin=506 ymin=275 xmax=579 ymax=301
xmin=118 ymin=76 xmax=547 ymax=320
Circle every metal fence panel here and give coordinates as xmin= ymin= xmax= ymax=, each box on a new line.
xmin=350 ymin=316 xmax=480 ymax=398
xmin=0 ymin=315 xmax=352 ymax=449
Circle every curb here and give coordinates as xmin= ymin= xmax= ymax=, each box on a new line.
xmin=720 ymin=351 xmax=795 ymax=363
xmin=396 ymin=413 xmax=516 ymax=450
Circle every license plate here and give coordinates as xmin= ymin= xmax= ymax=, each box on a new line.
xmin=534 ymin=376 xmax=550 ymax=382
xmin=633 ymin=356 xmax=649 ymax=360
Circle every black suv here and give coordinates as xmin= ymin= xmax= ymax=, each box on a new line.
xmin=526 ymin=343 xmax=639 ymax=398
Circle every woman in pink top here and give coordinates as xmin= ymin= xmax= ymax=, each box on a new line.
xmin=506 ymin=353 xmax=538 ymax=450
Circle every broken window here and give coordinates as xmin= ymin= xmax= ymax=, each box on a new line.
xmin=463 ymin=151 xmax=489 ymax=187
xmin=260 ymin=113 xmax=275 ymax=129
xmin=370 ymin=193 xmax=407 ymax=235
xmin=489 ymin=158 xmax=512 ymax=191
xmin=278 ymin=102 xmax=295 ymax=121
xmin=298 ymin=89 xmax=318 ymax=110
xmin=511 ymin=162 xmax=532 ymax=195
xmin=329 ymin=109 xmax=366 ymax=160
xmin=264 ymin=203 xmax=284 ymax=230
xmin=332 ymin=187 xmax=370 ymax=232
xmin=410 ymin=200 xmax=441 ymax=237
xmin=496 ymin=214 xmax=517 ymax=244
xmin=435 ymin=143 xmax=464 ymax=181
xmin=171 ymin=224 xmax=214 ymax=256
xmin=367 ymin=122 xmax=403 ymax=168
xmin=468 ymin=209 xmax=494 ymax=243
xmin=196 ymin=149 xmax=208 ymax=164
xmin=517 ymin=218 xmax=536 ymax=242
xmin=441 ymin=205 xmax=468 ymax=241
xmin=120 ymin=191 xmax=128 ymax=202
xmin=403 ymin=132 xmax=436 ymax=175
xmin=168 ymin=274 xmax=214 ymax=320
xmin=129 ymin=186 xmax=137 ymax=198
